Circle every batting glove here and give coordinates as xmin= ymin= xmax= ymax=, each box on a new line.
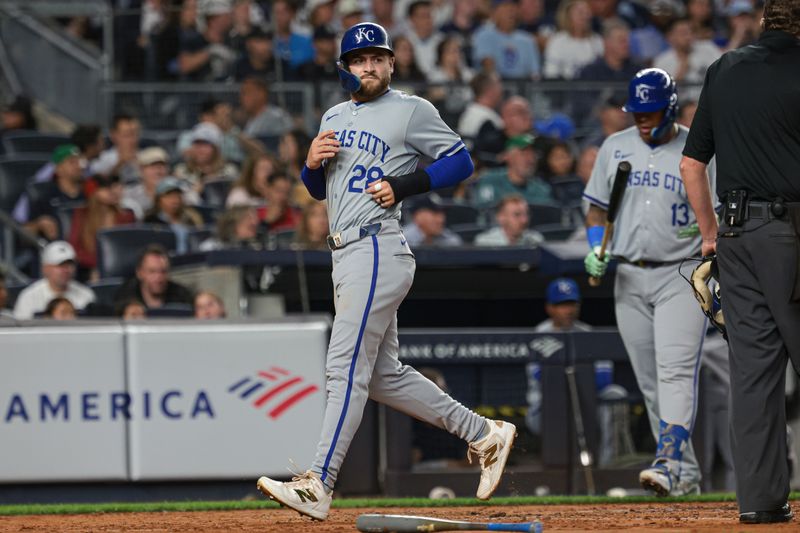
xmin=584 ymin=246 xmax=610 ymax=278
xmin=677 ymin=223 xmax=700 ymax=239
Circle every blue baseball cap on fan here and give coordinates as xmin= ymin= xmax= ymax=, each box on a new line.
xmin=546 ymin=278 xmax=581 ymax=304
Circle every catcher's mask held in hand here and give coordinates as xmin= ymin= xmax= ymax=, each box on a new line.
xmin=686 ymin=255 xmax=726 ymax=338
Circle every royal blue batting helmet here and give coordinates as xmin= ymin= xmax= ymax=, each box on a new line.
xmin=337 ymin=23 xmax=394 ymax=93
xmin=339 ymin=22 xmax=394 ymax=63
xmin=623 ymin=68 xmax=679 ymax=139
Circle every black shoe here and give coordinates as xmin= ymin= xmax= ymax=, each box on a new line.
xmin=739 ymin=503 xmax=793 ymax=524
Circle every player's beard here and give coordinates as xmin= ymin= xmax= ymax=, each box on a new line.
xmin=355 ymin=70 xmax=391 ymax=101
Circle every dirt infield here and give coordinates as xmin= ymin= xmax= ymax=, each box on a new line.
xmin=2 ymin=502 xmax=799 ymax=532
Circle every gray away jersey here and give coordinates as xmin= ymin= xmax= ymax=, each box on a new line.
xmin=583 ymin=125 xmax=717 ymax=262
xmin=320 ymin=89 xmax=465 ymax=233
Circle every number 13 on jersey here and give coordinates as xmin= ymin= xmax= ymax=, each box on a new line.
xmin=671 ymin=202 xmax=689 ymax=226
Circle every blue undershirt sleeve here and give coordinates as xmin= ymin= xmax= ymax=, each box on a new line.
xmin=301 ymin=164 xmax=326 ymax=201
xmin=424 ymin=148 xmax=474 ymax=190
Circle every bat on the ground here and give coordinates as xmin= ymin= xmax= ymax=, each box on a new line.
xmin=565 ymin=366 xmax=595 ymax=495
xmin=356 ymin=513 xmax=543 ymax=532
xmin=589 ymin=160 xmax=631 ymax=287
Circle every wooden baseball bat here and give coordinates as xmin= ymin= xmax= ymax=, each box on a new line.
xmin=589 ymin=161 xmax=631 ymax=287
xmin=356 ymin=514 xmax=543 ymax=532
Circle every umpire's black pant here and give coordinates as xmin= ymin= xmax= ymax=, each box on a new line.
xmin=717 ymin=213 xmax=800 ymax=513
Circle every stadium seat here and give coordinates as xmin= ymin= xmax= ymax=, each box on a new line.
xmin=187 ymin=227 xmax=213 ymax=251
xmin=448 ymin=223 xmax=485 ymax=245
xmin=88 ymin=277 xmax=125 ymax=312
xmin=441 ymin=202 xmax=479 ymax=225
xmin=535 ymin=223 xmax=579 ymax=241
xmin=2 ymin=131 xmax=69 ymax=155
xmin=56 ymin=201 xmax=86 ymax=239
xmin=146 ymin=303 xmax=194 ymax=318
xmin=256 ymin=135 xmax=281 ymax=154
xmin=201 ymin=179 xmax=233 ymax=208
xmin=528 ymin=203 xmax=565 ymax=228
xmin=192 ymin=204 xmax=219 ymax=225
xmin=0 ymin=155 xmax=49 ymax=211
xmin=96 ymin=225 xmax=177 ymax=279
xmin=550 ymin=177 xmax=585 ymax=205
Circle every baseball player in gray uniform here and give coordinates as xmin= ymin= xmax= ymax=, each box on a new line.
xmin=257 ymin=22 xmax=516 ymax=520
xmin=583 ymin=68 xmax=716 ymax=496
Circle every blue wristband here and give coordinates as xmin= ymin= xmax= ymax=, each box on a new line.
xmin=586 ymin=225 xmax=604 ymax=249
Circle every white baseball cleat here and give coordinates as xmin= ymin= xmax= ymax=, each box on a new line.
xmin=468 ymin=419 xmax=517 ymax=500
xmin=639 ymin=459 xmax=678 ymax=497
xmin=257 ymin=470 xmax=332 ymax=520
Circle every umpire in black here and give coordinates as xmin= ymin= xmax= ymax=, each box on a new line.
xmin=680 ymin=0 xmax=800 ymax=524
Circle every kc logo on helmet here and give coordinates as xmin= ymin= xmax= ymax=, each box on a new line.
xmin=354 ymin=27 xmax=375 ymax=43
xmin=635 ymin=83 xmax=656 ymax=102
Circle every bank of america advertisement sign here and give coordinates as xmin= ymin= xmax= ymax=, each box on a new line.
xmin=0 ymin=321 xmax=329 ymax=482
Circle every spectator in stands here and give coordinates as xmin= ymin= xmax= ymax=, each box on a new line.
xmin=90 ymin=113 xmax=142 ymax=183
xmin=474 ymin=194 xmax=544 ymax=246
xmin=473 ymin=135 xmax=555 ymax=209
xmin=723 ymin=0 xmax=761 ymax=49
xmin=686 ymin=0 xmax=723 ymax=43
xmin=427 ymin=37 xmax=474 ymax=125
xmin=474 ymin=95 xmax=534 ymax=166
xmin=13 ymin=241 xmax=95 ymax=320
xmin=116 ymin=298 xmax=148 ymax=320
xmin=262 ymin=172 xmax=300 ymax=231
xmin=229 ymin=0 xmax=266 ymax=52
xmin=200 ymin=205 xmax=262 ymax=250
xmin=473 ymin=0 xmax=542 ymax=79
xmin=233 ymin=28 xmax=283 ymax=81
xmin=535 ymin=277 xmax=591 ymax=332
xmin=403 ymin=195 xmax=463 ymax=247
xmin=457 ymin=71 xmax=504 ymax=148
xmin=588 ymin=0 xmax=649 ymax=32
xmin=577 ymin=18 xmax=640 ymax=81
xmin=0 ymin=95 xmax=37 ymax=136
xmin=538 ymin=139 xmax=579 ymax=190
xmin=391 ymin=35 xmax=428 ymax=84
xmin=178 ymin=0 xmax=236 ymax=81
xmin=113 ymin=244 xmax=194 ymax=311
xmin=177 ymin=99 xmax=244 ymax=164
xmin=404 ymin=0 xmax=445 ymax=77
xmin=677 ymin=99 xmax=698 ymax=128
xmin=294 ymin=201 xmax=329 ymax=250
xmin=139 ymin=0 xmax=183 ymax=81
xmin=42 ymin=296 xmax=77 ymax=320
xmin=226 ymin=153 xmax=278 ymax=207
xmin=440 ymin=0 xmax=480 ymax=45
xmin=29 ymin=124 xmax=104 ymax=186
xmin=580 ymin=94 xmax=630 ymax=149
xmin=307 ymin=0 xmax=336 ymax=31
xmin=239 ymin=77 xmax=294 ymax=138
xmin=371 ymin=0 xmax=408 ymax=36
xmin=338 ymin=0 xmax=366 ymax=32
xmin=194 ymin=290 xmax=227 ymax=319
xmin=144 ymin=177 xmax=204 ymax=253
xmin=279 ymin=129 xmax=312 ymax=182
xmin=295 ymin=26 xmax=340 ymax=109
xmin=653 ymin=18 xmax=721 ymax=87
xmin=69 ymin=175 xmax=136 ymax=280
xmin=13 ymin=125 xmax=103 ymax=224
xmin=24 ymin=145 xmax=85 ymax=241
xmin=543 ymin=0 xmax=603 ymax=80
xmin=629 ymin=0 xmax=679 ymax=64
xmin=123 ymin=147 xmax=170 ymax=219
xmin=174 ymin=122 xmax=239 ymax=198
xmin=518 ymin=0 xmax=557 ymax=49
xmin=272 ymin=0 xmax=314 ymax=69
xmin=0 ymin=271 xmax=12 ymax=319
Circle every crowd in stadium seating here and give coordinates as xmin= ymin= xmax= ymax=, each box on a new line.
xmin=0 ymin=0 xmax=764 ymax=319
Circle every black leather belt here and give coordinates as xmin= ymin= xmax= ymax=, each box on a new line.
xmin=747 ymin=200 xmax=800 ymax=220
xmin=617 ymin=257 xmax=683 ymax=268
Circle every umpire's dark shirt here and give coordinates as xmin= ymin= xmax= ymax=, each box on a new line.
xmin=683 ymin=30 xmax=800 ymax=200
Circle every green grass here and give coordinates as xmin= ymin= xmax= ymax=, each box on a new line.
xmin=5 ymin=492 xmax=799 ymax=516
